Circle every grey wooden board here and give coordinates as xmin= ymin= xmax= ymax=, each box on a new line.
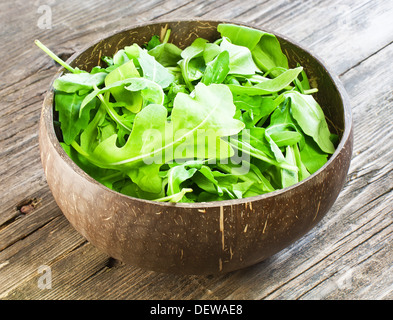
xmin=0 ymin=0 xmax=392 ymax=299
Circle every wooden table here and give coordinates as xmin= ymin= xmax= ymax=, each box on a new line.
xmin=1 ymin=0 xmax=392 ymax=300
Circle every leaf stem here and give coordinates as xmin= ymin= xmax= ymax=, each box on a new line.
xmin=35 ymin=39 xmax=76 ymax=74
xmin=70 ymin=140 xmax=107 ymax=168
xmin=70 ymin=141 xmax=90 ymax=158
xmin=303 ymin=88 xmax=319 ymax=94
xmin=154 ymin=188 xmax=193 ymax=202
xmin=162 ymin=29 xmax=171 ymax=44
xmin=96 ymin=91 xmax=133 ymax=132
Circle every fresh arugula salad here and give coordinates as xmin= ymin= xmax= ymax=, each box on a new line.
xmin=36 ymin=23 xmax=337 ymax=203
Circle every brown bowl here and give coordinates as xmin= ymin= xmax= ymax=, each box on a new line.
xmin=39 ymin=20 xmax=353 ymax=275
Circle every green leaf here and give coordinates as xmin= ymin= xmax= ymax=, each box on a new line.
xmin=217 ymin=162 xmax=275 ymax=194
xmin=92 ymin=103 xmax=167 ymax=167
xmin=172 ymin=83 xmax=244 ymax=136
xmin=265 ymin=98 xmax=304 ymax=147
xmin=217 ymin=23 xmax=288 ymax=77
xmin=101 ymin=56 xmax=114 ymax=67
xmin=281 ymin=145 xmax=299 ymax=188
xmin=154 ymin=188 xmax=193 ymax=203
xmin=80 ymin=103 xmax=106 ymax=153
xmin=53 ymin=72 xmax=107 ymax=94
xmin=144 ymin=34 xmax=161 ymax=50
xmin=203 ymin=43 xmax=221 ymax=63
xmin=219 ymin=37 xmax=259 ymax=75
xmin=201 ymin=50 xmax=230 ymax=85
xmin=40 ymin=24 xmax=336 ymax=203
xmin=166 ymin=163 xmax=198 ymax=196
xmin=285 ymin=91 xmax=335 ymax=154
xmin=178 ymin=38 xmax=209 ymax=90
xmin=148 ymin=42 xmax=183 ymax=67
xmin=294 ymin=64 xmax=311 ymax=93
xmin=113 ymin=49 xmax=130 ymax=65
xmin=185 ymin=56 xmax=205 ymax=82
xmin=96 ymin=92 xmax=133 ymax=133
xmin=217 ymin=23 xmax=263 ymax=51
xmin=164 ymin=82 xmax=189 ymax=110
xmin=80 ymin=77 xmax=164 ymax=114
xmin=293 ymin=143 xmax=311 ymax=180
xmin=55 ymin=91 xmax=97 ymax=144
xmin=234 ymin=94 xmax=280 ymax=127
xmin=120 ymin=178 xmax=166 ymax=200
xmin=104 ymin=59 xmax=142 ymax=113
xmin=128 ymin=164 xmax=163 ymax=193
xmin=268 ymin=130 xmax=302 ymax=148
xmin=136 ymin=46 xmax=175 ymax=88
xmin=228 ymin=135 xmax=297 ymax=171
xmin=300 ymin=135 xmax=329 ymax=174
xmin=252 ymin=37 xmax=289 ymax=77
xmin=226 ymin=67 xmax=303 ymax=95
xmin=192 ymin=165 xmax=222 ymax=195
xmin=124 ymin=78 xmax=165 ymax=106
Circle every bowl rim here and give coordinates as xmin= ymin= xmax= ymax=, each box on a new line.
xmin=41 ymin=18 xmax=353 ymax=209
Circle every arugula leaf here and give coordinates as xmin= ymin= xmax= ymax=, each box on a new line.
xmin=144 ymin=34 xmax=161 ymax=50
xmin=96 ymin=92 xmax=133 ymax=133
xmin=136 ymin=46 xmax=175 ymax=88
xmin=154 ymin=188 xmax=193 ymax=202
xmin=203 ymin=43 xmax=221 ymax=63
xmin=300 ymin=135 xmax=329 ymax=174
xmin=113 ymin=49 xmax=130 ymax=66
xmin=178 ymin=38 xmax=208 ymax=91
xmin=219 ymin=37 xmax=259 ymax=75
xmin=217 ymin=23 xmax=288 ymax=77
xmin=148 ymin=42 xmax=183 ymax=67
xmin=124 ymin=78 xmax=165 ymax=106
xmin=172 ymin=83 xmax=244 ymax=137
xmin=281 ymin=145 xmax=299 ymax=188
xmin=53 ymin=72 xmax=107 ymax=94
xmin=265 ymin=98 xmax=304 ymax=147
xmin=201 ymin=50 xmax=230 ymax=85
xmin=128 ymin=164 xmax=163 ymax=193
xmin=80 ymin=77 xmax=164 ymax=114
xmin=104 ymin=59 xmax=142 ymax=112
xmin=285 ymin=91 xmax=335 ymax=154
xmin=54 ymin=91 xmax=97 ymax=144
xmin=80 ymin=103 xmax=106 ymax=153
xmin=166 ymin=163 xmax=199 ymax=196
xmin=217 ymin=162 xmax=275 ymax=194
xmin=293 ymin=143 xmax=311 ymax=180
xmin=234 ymin=94 xmax=281 ymax=127
xmin=226 ymin=67 xmax=303 ymax=95
xmin=228 ymin=135 xmax=297 ymax=171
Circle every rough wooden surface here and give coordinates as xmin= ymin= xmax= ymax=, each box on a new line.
xmin=1 ymin=0 xmax=392 ymax=300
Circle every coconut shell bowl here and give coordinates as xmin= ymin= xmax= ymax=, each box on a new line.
xmin=39 ymin=20 xmax=353 ymax=275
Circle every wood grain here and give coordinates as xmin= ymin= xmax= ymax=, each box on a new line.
xmin=0 ymin=0 xmax=392 ymax=300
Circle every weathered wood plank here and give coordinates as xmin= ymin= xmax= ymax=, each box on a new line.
xmin=3 ymin=242 xmax=110 ymax=300
xmin=0 ymin=216 xmax=86 ymax=298
xmin=1 ymin=0 xmax=392 ymax=300
xmin=0 ymin=187 xmax=60 ymax=251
